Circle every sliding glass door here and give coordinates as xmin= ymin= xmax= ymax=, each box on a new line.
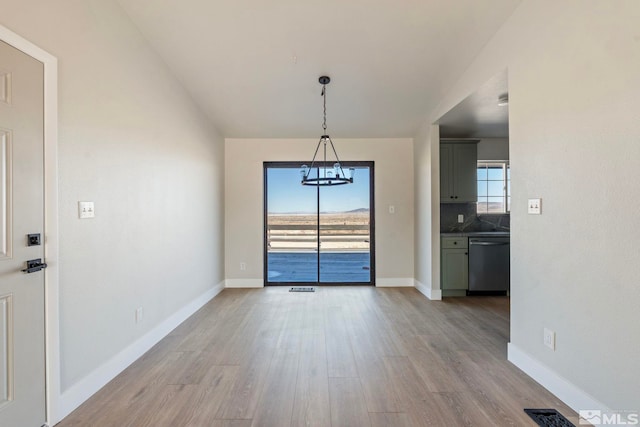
xmin=264 ymin=162 xmax=374 ymax=286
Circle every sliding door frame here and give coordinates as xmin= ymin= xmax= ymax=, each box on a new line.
xmin=263 ymin=161 xmax=375 ymax=286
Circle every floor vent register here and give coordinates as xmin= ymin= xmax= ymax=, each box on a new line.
xmin=524 ymin=409 xmax=575 ymax=427
xmin=289 ymin=287 xmax=315 ymax=292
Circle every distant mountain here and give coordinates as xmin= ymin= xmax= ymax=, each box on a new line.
xmin=317 ymin=208 xmax=369 ymax=214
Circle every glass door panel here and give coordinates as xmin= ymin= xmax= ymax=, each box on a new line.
xmin=265 ymin=166 xmax=318 ymax=284
xmin=319 ymin=166 xmax=371 ymax=283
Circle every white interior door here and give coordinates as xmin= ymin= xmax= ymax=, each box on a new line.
xmin=0 ymin=40 xmax=46 ymax=427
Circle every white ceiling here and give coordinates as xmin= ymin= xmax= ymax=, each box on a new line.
xmin=438 ymin=69 xmax=509 ymax=138
xmin=116 ymin=0 xmax=521 ymax=138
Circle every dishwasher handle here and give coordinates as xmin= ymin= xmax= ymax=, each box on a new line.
xmin=469 ymin=241 xmax=509 ymax=246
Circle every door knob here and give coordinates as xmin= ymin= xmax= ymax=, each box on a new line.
xmin=22 ymin=258 xmax=48 ymax=274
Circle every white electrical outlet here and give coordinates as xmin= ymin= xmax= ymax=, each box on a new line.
xmin=528 ymin=198 xmax=542 ymax=215
xmin=135 ymin=307 xmax=143 ymax=324
xmin=457 ymin=214 xmax=464 ymax=223
xmin=240 ymin=262 xmax=246 ymax=271
xmin=544 ymin=328 xmax=555 ymax=350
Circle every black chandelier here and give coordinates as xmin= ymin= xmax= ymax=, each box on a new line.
xmin=300 ymin=76 xmax=355 ymax=186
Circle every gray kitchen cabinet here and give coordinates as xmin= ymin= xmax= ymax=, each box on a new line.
xmin=440 ymin=142 xmax=478 ymax=203
xmin=441 ymin=237 xmax=468 ymax=296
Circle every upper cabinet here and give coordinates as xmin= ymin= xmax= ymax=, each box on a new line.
xmin=440 ymin=141 xmax=478 ymax=203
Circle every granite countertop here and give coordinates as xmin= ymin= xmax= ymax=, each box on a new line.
xmin=441 ymin=231 xmax=510 ymax=237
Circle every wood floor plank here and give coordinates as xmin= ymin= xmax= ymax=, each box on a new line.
xmin=250 ymin=349 xmax=299 ymax=427
xmin=324 ymin=306 xmax=359 ymax=378
xmin=328 ymin=377 xmax=371 ymax=427
xmin=208 ymin=421 xmax=253 ymax=427
xmin=348 ymin=324 xmax=399 ymax=413
xmin=179 ymin=365 xmax=241 ymax=426
xmin=368 ymin=412 xmax=412 ymax=427
xmin=214 ymin=344 xmax=275 ymax=419
xmin=122 ymin=384 xmax=185 ymax=427
xmin=401 ymin=334 xmax=470 ymax=393
xmin=382 ymin=355 xmax=456 ymax=426
xmin=430 ymin=391 xmax=498 ymax=427
xmin=290 ymin=332 xmax=331 ymax=427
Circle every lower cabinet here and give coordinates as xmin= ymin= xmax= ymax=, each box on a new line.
xmin=441 ymin=237 xmax=468 ymax=296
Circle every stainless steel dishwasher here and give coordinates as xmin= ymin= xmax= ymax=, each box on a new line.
xmin=468 ymin=236 xmax=510 ymax=294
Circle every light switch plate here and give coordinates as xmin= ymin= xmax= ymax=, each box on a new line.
xmin=544 ymin=328 xmax=555 ymax=350
xmin=528 ymin=198 xmax=541 ymax=214
xmin=78 ymin=201 xmax=95 ymax=219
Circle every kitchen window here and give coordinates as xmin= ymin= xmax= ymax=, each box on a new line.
xmin=477 ymin=161 xmax=510 ymax=214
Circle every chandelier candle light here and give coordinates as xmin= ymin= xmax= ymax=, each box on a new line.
xmin=300 ymin=76 xmax=355 ymax=186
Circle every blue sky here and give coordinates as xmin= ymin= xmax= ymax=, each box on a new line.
xmin=267 ymin=167 xmax=370 ymax=213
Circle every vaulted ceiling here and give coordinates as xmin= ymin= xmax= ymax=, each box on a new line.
xmin=117 ymin=0 xmax=520 ymax=138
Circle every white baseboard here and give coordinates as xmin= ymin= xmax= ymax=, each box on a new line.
xmin=376 ymin=277 xmax=414 ymax=287
xmin=55 ymin=281 xmax=225 ymax=423
xmin=507 ymin=343 xmax=611 ymax=426
xmin=225 ymin=279 xmax=264 ymax=288
xmin=414 ymin=279 xmax=442 ymax=300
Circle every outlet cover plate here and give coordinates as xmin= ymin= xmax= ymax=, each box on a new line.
xmin=78 ymin=201 xmax=95 ymax=219
xmin=528 ymin=198 xmax=542 ymax=215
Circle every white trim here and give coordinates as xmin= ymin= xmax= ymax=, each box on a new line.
xmin=225 ymin=279 xmax=264 ymax=288
xmin=375 ymin=278 xmax=414 ymax=287
xmin=0 ymin=25 xmax=59 ymax=426
xmin=507 ymin=343 xmax=611 ymax=426
xmin=414 ymin=279 xmax=442 ymax=300
xmin=57 ymin=281 xmax=224 ymax=422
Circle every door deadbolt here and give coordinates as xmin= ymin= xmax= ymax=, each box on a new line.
xmin=27 ymin=233 xmax=41 ymax=246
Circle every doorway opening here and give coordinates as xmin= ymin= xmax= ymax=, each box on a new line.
xmin=436 ymin=69 xmax=510 ymax=296
xmin=263 ymin=161 xmax=375 ymax=286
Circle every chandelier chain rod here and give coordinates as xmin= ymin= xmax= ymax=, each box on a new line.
xmin=323 ymin=139 xmax=328 ymax=178
xmin=326 ymin=136 xmax=347 ymax=176
xmin=321 ymin=81 xmax=346 ymax=176
xmin=306 ymin=137 xmax=323 ymax=172
xmin=322 ymin=83 xmax=327 ymax=132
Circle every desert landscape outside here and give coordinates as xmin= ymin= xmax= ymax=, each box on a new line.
xmin=266 ymin=210 xmax=371 ymax=283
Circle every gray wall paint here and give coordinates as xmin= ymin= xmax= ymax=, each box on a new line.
xmin=477 ymin=138 xmax=509 ymax=160
xmin=417 ymin=0 xmax=640 ymax=410
xmin=1 ymin=0 xmax=225 ymax=390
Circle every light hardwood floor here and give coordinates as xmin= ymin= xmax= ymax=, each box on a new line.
xmin=56 ymin=287 xmax=578 ymax=426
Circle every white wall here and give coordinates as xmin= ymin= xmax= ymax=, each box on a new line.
xmin=413 ymin=125 xmax=441 ymax=299
xmin=225 ymin=138 xmax=414 ymax=287
xmin=1 ymin=0 xmax=225 ymax=421
xmin=416 ymin=0 xmax=640 ymax=412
